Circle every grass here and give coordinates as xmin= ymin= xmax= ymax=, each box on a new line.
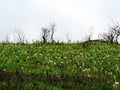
xmin=0 ymin=41 xmax=120 ymax=90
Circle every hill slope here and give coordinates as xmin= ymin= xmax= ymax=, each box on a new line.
xmin=0 ymin=42 xmax=120 ymax=90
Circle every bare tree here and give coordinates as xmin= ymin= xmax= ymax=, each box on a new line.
xmin=66 ymin=33 xmax=71 ymax=43
xmin=41 ymin=23 xmax=56 ymax=43
xmin=5 ymin=34 xmax=10 ymax=43
xmin=14 ymin=29 xmax=26 ymax=44
xmin=101 ymin=23 xmax=120 ymax=43
xmin=101 ymin=30 xmax=115 ymax=43
xmin=50 ymin=23 xmax=56 ymax=43
xmin=41 ymin=27 xmax=50 ymax=43
xmin=85 ymin=26 xmax=94 ymax=42
xmin=114 ymin=26 xmax=120 ymax=43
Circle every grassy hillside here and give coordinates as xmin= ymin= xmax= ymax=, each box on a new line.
xmin=0 ymin=42 xmax=120 ymax=90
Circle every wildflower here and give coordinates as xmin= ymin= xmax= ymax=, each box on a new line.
xmin=108 ymin=72 xmax=113 ymax=75
xmin=54 ymin=62 xmax=56 ymax=65
xmin=82 ymin=68 xmax=90 ymax=72
xmin=87 ymin=74 xmax=91 ymax=77
xmin=93 ymin=67 xmax=97 ymax=71
xmin=82 ymin=62 xmax=85 ymax=67
xmin=113 ymin=81 xmax=119 ymax=88
xmin=93 ymin=61 xmax=96 ymax=65
xmin=107 ymin=81 xmax=110 ymax=84
xmin=49 ymin=60 xmax=53 ymax=63
xmin=3 ymin=69 xmax=6 ymax=71
xmin=116 ymin=67 xmax=119 ymax=72
xmin=108 ymin=62 xmax=110 ymax=65
xmin=21 ymin=66 xmax=24 ymax=70
xmin=115 ymin=81 xmax=119 ymax=85
xmin=107 ymin=55 xmax=110 ymax=58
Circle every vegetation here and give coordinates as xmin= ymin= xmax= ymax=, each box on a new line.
xmin=0 ymin=41 xmax=120 ymax=90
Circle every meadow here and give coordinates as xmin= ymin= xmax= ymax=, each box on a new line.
xmin=0 ymin=41 xmax=120 ymax=90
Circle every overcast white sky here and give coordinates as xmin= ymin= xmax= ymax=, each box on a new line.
xmin=0 ymin=0 xmax=120 ymax=42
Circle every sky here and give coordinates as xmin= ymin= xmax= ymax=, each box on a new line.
xmin=0 ymin=0 xmax=120 ymax=42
